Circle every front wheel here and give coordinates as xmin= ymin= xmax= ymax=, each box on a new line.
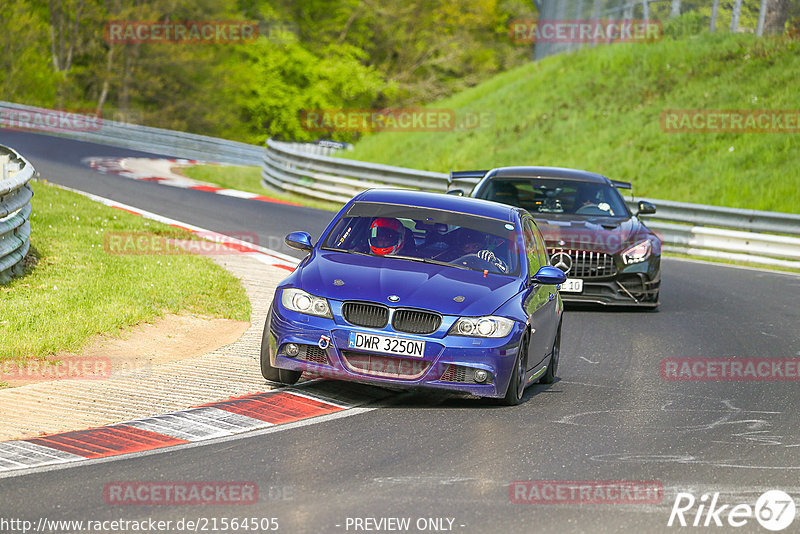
xmin=260 ymin=310 xmax=302 ymax=385
xmin=540 ymin=322 xmax=561 ymax=384
xmin=500 ymin=331 xmax=529 ymax=406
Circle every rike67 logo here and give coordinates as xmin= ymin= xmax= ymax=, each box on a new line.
xmin=668 ymin=490 xmax=796 ymax=531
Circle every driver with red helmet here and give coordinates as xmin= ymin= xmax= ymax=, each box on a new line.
xmin=369 ymin=217 xmax=406 ymax=256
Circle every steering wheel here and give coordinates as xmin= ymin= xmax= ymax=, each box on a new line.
xmin=452 ymin=253 xmax=508 ymax=273
xmin=575 ymin=203 xmax=604 ymax=215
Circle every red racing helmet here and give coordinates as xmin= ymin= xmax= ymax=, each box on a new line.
xmin=369 ymin=217 xmax=405 ymax=256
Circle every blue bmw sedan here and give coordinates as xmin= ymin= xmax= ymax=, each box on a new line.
xmin=260 ymin=189 xmax=566 ymax=405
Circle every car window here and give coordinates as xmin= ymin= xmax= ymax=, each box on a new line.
xmin=479 ymin=178 xmax=630 ymax=218
xmin=322 ymin=202 xmax=520 ymax=276
xmin=522 ymin=218 xmax=541 ymax=275
xmin=532 ymin=222 xmax=550 ymax=267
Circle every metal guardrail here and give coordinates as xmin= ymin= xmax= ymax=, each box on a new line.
xmin=0 ymin=101 xmax=264 ymax=166
xmin=624 ymin=200 xmax=800 ymax=269
xmin=262 ymin=139 xmax=448 ymax=203
xmin=646 ymin=221 xmax=800 ymax=268
xmin=263 ymin=139 xmax=800 ymax=269
xmin=0 ymin=145 xmax=34 ymax=283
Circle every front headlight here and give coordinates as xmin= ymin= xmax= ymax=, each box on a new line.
xmin=622 ymin=239 xmax=652 ymax=264
xmin=450 ymin=316 xmax=515 ymax=338
xmin=281 ymin=288 xmax=332 ymax=318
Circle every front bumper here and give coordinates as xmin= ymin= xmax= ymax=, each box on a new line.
xmin=266 ymin=302 xmax=525 ymax=398
xmin=558 ymin=255 xmax=661 ymax=307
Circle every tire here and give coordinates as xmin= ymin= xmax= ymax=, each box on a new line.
xmin=540 ymin=322 xmax=561 ymax=384
xmin=260 ymin=310 xmax=302 ymax=385
xmin=500 ymin=331 xmax=529 ymax=406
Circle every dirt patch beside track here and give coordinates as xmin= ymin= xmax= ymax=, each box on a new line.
xmin=3 ymin=314 xmax=250 ymax=388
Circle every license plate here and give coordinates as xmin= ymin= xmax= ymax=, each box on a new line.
xmin=348 ymin=332 xmax=425 ymax=357
xmin=560 ymin=278 xmax=584 ymax=293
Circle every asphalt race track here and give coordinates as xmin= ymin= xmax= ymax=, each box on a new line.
xmin=1 ymin=130 xmax=335 ymax=254
xmin=2 ymin=130 xmax=799 ymax=534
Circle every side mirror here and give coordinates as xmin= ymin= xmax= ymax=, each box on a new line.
xmin=636 ymin=201 xmax=656 ymax=216
xmin=285 ymin=231 xmax=313 ymax=252
xmin=532 ymin=265 xmax=567 ymax=285
xmin=446 ymin=189 xmax=465 ymax=196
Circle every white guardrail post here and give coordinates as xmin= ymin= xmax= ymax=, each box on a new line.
xmin=262 ymin=139 xmax=800 ymax=269
xmin=0 ymin=145 xmax=35 ymax=283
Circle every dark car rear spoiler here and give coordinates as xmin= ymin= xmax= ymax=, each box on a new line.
xmin=448 ymin=170 xmax=489 ymax=184
xmin=611 ymin=179 xmax=632 ymax=190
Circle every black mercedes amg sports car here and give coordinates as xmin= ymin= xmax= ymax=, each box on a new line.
xmin=448 ymin=166 xmax=661 ymax=308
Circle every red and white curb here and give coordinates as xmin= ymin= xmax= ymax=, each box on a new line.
xmin=0 ymin=381 xmax=391 ymax=474
xmin=0 ymin=185 xmax=388 ymax=475
xmin=83 ymin=156 xmax=303 ymax=206
xmin=56 ymin=183 xmax=300 ymax=272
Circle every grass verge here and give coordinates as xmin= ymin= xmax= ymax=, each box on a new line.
xmin=343 ymin=31 xmax=800 ymax=214
xmin=0 ymin=181 xmax=251 ymax=362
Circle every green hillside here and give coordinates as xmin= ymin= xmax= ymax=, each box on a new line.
xmin=344 ymin=29 xmax=800 ymax=214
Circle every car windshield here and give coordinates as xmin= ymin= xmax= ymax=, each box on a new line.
xmin=321 ymin=201 xmax=519 ymax=276
xmin=479 ymin=178 xmax=630 ymax=218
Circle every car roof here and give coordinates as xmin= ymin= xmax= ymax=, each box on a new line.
xmin=355 ymin=189 xmax=519 ymax=221
xmin=487 ymin=166 xmax=611 ymax=185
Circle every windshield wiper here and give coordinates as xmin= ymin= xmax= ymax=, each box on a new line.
xmin=387 ymin=255 xmax=472 ymax=271
xmin=321 ymin=247 xmax=371 ymax=256
xmin=323 ymin=249 xmax=478 ymax=272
